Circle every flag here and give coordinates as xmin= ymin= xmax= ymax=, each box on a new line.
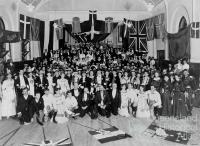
xmin=53 ymin=25 xmax=59 ymax=50
xmin=30 ymin=18 xmax=42 ymax=59
xmin=48 ymin=21 xmax=54 ymax=52
xmin=105 ymin=17 xmax=114 ymax=33
xmin=54 ymin=19 xmax=64 ymax=40
xmin=154 ymin=14 xmax=165 ymax=39
xmin=121 ymin=18 xmax=130 ymax=50
xmin=129 ymin=20 xmax=148 ymax=54
xmin=72 ymin=17 xmax=81 ymax=33
xmin=39 ymin=20 xmax=45 ymax=55
xmin=81 ymin=10 xmax=105 ymax=42
xmin=20 ymin=14 xmax=31 ymax=60
xmin=19 ymin=14 xmax=31 ymax=40
xmin=88 ymin=127 xmax=131 ymax=144
xmin=168 ymin=26 xmax=190 ymax=61
xmin=145 ymin=17 xmax=155 ymax=41
xmin=191 ymin=22 xmax=200 ymax=38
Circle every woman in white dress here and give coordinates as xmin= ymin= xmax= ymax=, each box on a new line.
xmin=121 ymin=71 xmax=131 ymax=85
xmin=1 ymin=73 xmax=16 ymax=119
xmin=57 ymin=72 xmax=70 ymax=95
xmin=27 ymin=72 xmax=35 ymax=96
xmin=136 ymin=85 xmax=150 ymax=118
xmin=119 ymin=84 xmax=130 ymax=117
xmin=53 ymin=87 xmax=68 ymax=123
xmin=47 ymin=72 xmax=55 ymax=94
xmin=0 ymin=82 xmax=2 ymax=120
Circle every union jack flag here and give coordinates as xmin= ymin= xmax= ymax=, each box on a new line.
xmin=129 ymin=20 xmax=148 ymax=53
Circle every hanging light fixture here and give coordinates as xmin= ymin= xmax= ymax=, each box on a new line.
xmin=27 ymin=3 xmax=35 ymax=12
xmin=146 ymin=3 xmax=154 ymax=11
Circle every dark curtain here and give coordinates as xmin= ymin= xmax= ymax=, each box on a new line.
xmin=168 ymin=26 xmax=190 ymax=61
xmin=48 ymin=21 xmax=54 ymax=52
xmin=39 ymin=20 xmax=45 ymax=55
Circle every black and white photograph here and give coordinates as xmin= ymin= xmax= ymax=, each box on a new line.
xmin=0 ymin=0 xmax=200 ymax=146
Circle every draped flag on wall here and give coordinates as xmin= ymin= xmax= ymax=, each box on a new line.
xmin=30 ymin=18 xmax=41 ymax=59
xmin=145 ymin=18 xmax=155 ymax=41
xmin=168 ymin=26 xmax=190 ymax=61
xmin=129 ymin=20 xmax=148 ymax=54
xmin=20 ymin=14 xmax=31 ymax=40
xmin=54 ymin=18 xmax=64 ymax=40
xmin=64 ymin=10 xmax=110 ymax=43
xmin=20 ymin=14 xmax=31 ymax=60
xmin=121 ymin=18 xmax=148 ymax=54
xmin=20 ymin=14 xmax=45 ymax=60
xmin=105 ymin=17 xmax=114 ymax=33
xmin=104 ymin=17 xmax=118 ymax=45
xmin=154 ymin=14 xmax=165 ymax=39
xmin=191 ymin=22 xmax=200 ymax=38
xmin=72 ymin=17 xmax=81 ymax=34
xmin=48 ymin=21 xmax=54 ymax=51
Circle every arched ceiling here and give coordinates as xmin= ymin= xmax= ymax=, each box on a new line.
xmin=20 ymin=0 xmax=164 ymax=12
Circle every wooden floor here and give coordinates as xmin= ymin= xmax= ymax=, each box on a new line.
xmin=0 ymin=108 xmax=200 ymax=146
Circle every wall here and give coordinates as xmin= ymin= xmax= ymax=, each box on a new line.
xmin=0 ymin=0 xmax=22 ymax=62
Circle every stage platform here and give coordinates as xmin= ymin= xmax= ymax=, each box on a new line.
xmin=0 ymin=108 xmax=200 ymax=146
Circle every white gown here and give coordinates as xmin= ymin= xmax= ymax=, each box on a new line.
xmin=136 ymin=92 xmax=150 ymax=118
xmin=28 ymin=77 xmax=35 ymax=96
xmin=47 ymin=76 xmax=54 ymax=94
xmin=57 ymin=78 xmax=70 ymax=93
xmin=53 ymin=94 xmax=68 ymax=123
xmin=119 ymin=91 xmax=130 ymax=117
xmin=1 ymin=79 xmax=16 ymax=117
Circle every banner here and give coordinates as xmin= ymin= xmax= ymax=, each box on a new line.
xmin=0 ymin=30 xmax=21 ymax=43
xmin=168 ymin=26 xmax=190 ymax=61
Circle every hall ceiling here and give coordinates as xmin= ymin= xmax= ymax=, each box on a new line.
xmin=20 ymin=0 xmax=164 ymax=12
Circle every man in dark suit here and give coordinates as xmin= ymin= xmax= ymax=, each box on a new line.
xmin=17 ymin=88 xmax=35 ymax=125
xmin=78 ymin=87 xmax=94 ymax=118
xmin=33 ymin=91 xmax=44 ymax=125
xmin=79 ymin=71 xmax=90 ymax=89
xmin=95 ymin=85 xmax=111 ymax=118
xmin=14 ymin=69 xmax=29 ymax=99
xmin=35 ymin=70 xmax=48 ymax=96
xmin=71 ymin=82 xmax=82 ymax=100
xmin=109 ymin=83 xmax=121 ymax=115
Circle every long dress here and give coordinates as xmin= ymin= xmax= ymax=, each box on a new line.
xmin=0 ymin=83 xmax=2 ymax=119
xmin=47 ymin=76 xmax=54 ymax=94
xmin=119 ymin=91 xmax=130 ymax=117
xmin=1 ymin=79 xmax=16 ymax=117
xmin=161 ymin=81 xmax=172 ymax=116
xmin=57 ymin=78 xmax=70 ymax=94
xmin=53 ymin=93 xmax=68 ymax=123
xmin=136 ymin=92 xmax=150 ymax=118
xmin=172 ymin=81 xmax=187 ymax=119
xmin=28 ymin=77 xmax=35 ymax=96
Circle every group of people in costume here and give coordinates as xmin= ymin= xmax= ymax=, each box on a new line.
xmin=0 ymin=45 xmax=199 ymax=126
